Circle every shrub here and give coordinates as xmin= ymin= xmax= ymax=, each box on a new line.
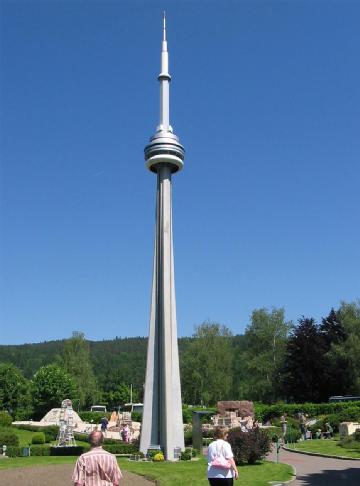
xmin=0 ymin=411 xmax=12 ymax=427
xmin=228 ymin=427 xmax=271 ymax=464
xmin=131 ymin=412 xmax=142 ymax=423
xmin=147 ymin=449 xmax=161 ymax=459
xmin=184 ymin=427 xmax=192 ymax=446
xmin=104 ymin=437 xmax=122 ymax=445
xmin=32 ymin=432 xmax=45 ymax=444
xmin=74 ymin=432 xmax=89 ymax=442
xmin=182 ymin=408 xmax=192 ymax=424
xmin=0 ymin=429 xmax=20 ymax=447
xmin=30 ymin=445 xmax=51 ymax=456
xmin=153 ymin=452 xmax=165 ymax=461
xmin=44 ymin=431 xmax=55 ymax=443
xmin=180 ymin=448 xmax=192 ymax=461
xmin=4 ymin=446 xmax=22 ymax=457
xmin=202 ymin=428 xmax=214 ymax=439
xmin=284 ymin=428 xmax=301 ymax=443
xmin=339 ymin=433 xmax=360 ymax=451
xmin=103 ymin=443 xmax=139 ymax=454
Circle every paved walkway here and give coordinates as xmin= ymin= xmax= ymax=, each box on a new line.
xmin=271 ymin=447 xmax=360 ymax=485
xmin=0 ymin=464 xmax=154 ymax=486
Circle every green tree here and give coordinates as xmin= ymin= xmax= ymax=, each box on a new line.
xmin=0 ymin=363 xmax=32 ymax=417
xmin=32 ymin=364 xmax=77 ymax=419
xmin=328 ymin=301 xmax=360 ymax=395
xmin=280 ymin=317 xmax=324 ymax=402
xmin=320 ymin=308 xmax=347 ymax=347
xmin=240 ymin=308 xmax=292 ymax=402
xmin=61 ymin=331 xmax=98 ymax=408
xmin=230 ymin=334 xmax=249 ymax=400
xmin=101 ymin=384 xmax=138 ymax=409
xmin=318 ymin=308 xmax=349 ymax=399
xmin=181 ymin=322 xmax=233 ymax=405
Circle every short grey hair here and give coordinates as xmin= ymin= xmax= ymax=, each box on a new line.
xmin=89 ymin=431 xmax=104 ymax=447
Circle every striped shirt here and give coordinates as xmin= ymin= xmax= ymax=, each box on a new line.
xmin=72 ymin=447 xmax=122 ymax=486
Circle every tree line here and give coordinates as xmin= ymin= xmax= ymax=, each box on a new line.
xmin=0 ymin=300 xmax=359 ymax=419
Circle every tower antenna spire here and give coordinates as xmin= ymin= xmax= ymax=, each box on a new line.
xmin=163 ymin=11 xmax=166 ymax=41
xmin=158 ymin=11 xmax=170 ymax=131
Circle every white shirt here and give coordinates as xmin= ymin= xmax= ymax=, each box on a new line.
xmin=207 ymin=439 xmax=234 ymax=479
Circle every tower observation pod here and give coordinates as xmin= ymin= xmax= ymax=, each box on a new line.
xmin=140 ymin=13 xmax=185 ymax=461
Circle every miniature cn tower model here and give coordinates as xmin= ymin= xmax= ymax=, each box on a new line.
xmin=139 ymin=14 xmax=185 ymax=460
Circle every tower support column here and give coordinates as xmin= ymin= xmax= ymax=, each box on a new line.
xmin=140 ymin=166 xmax=184 ymax=460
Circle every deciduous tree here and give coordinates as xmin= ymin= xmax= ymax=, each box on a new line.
xmin=240 ymin=308 xmax=292 ymax=402
xmin=181 ymin=322 xmax=233 ymax=405
xmin=32 ymin=364 xmax=76 ymax=418
xmin=0 ymin=363 xmax=32 ymax=417
xmin=61 ymin=331 xmax=98 ymax=408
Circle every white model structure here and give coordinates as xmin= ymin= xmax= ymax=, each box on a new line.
xmin=139 ymin=14 xmax=185 ymax=460
xmin=56 ymin=399 xmax=77 ymax=447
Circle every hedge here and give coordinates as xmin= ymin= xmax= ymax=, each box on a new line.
xmin=13 ymin=424 xmax=59 ymax=439
xmin=254 ymin=401 xmax=360 ymax=422
xmin=30 ymin=445 xmax=52 ymax=456
xmin=5 ymin=445 xmax=91 ymax=457
xmin=103 ymin=443 xmax=139 ymax=454
xmin=50 ymin=446 xmax=89 ymax=456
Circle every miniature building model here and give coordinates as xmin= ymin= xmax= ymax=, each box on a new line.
xmin=212 ymin=401 xmax=255 ymax=429
xmin=56 ymin=399 xmax=77 ymax=447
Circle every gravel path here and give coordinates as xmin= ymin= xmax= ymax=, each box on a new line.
xmin=272 ymin=447 xmax=360 ymax=485
xmin=0 ymin=464 xmax=155 ymax=486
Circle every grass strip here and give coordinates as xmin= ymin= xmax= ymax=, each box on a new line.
xmin=291 ymin=439 xmax=360 ymax=459
xmin=118 ymin=456 xmax=294 ymax=486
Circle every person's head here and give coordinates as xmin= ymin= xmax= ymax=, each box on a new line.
xmin=214 ymin=427 xmax=228 ymax=440
xmin=89 ymin=431 xmax=104 ymax=448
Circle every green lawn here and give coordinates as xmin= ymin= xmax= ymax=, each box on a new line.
xmin=119 ymin=456 xmax=294 ymax=486
xmin=0 ymin=455 xmax=294 ymax=485
xmin=291 ymin=439 xmax=360 ymax=459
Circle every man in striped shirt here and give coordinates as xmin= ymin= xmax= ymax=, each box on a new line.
xmin=72 ymin=430 xmax=122 ymax=486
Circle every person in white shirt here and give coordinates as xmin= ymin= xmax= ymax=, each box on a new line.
xmin=207 ymin=427 xmax=238 ymax=485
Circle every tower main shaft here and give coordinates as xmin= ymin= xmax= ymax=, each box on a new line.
xmin=140 ymin=14 xmax=185 ymax=461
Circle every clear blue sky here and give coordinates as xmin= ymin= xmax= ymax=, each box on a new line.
xmin=1 ymin=1 xmax=359 ymax=345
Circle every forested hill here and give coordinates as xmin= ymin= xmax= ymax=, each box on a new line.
xmin=1 ymin=303 xmax=358 ymax=405
xmin=0 ymin=336 xmax=194 ymax=389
